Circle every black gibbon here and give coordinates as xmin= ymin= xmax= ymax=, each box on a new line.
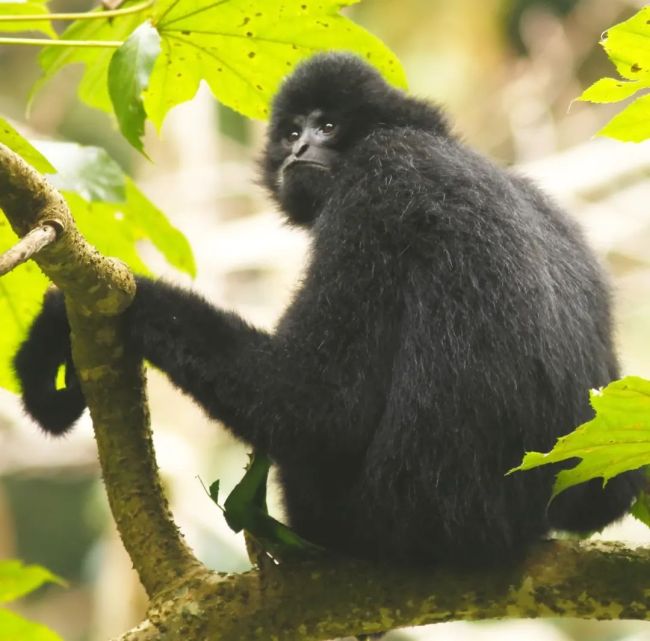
xmin=14 ymin=53 xmax=641 ymax=565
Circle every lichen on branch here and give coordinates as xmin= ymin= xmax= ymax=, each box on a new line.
xmin=0 ymin=142 xmax=201 ymax=596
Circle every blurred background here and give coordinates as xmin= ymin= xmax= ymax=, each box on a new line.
xmin=1 ymin=0 xmax=650 ymax=639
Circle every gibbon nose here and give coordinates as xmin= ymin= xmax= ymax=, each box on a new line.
xmin=293 ymin=140 xmax=309 ymax=157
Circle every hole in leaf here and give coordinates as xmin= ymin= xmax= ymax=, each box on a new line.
xmin=55 ymin=364 xmax=66 ymax=391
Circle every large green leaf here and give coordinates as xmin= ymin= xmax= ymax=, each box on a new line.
xmin=33 ymin=141 xmax=196 ymax=276
xmin=63 ymin=179 xmax=196 ymax=278
xmin=602 ymin=6 xmax=650 ymax=83
xmin=510 ymin=377 xmax=650 ymax=500
xmin=0 ymin=560 xmax=64 ymax=603
xmin=577 ymin=7 xmax=650 ymax=143
xmin=108 ymin=21 xmax=161 ymax=152
xmin=32 ymin=0 xmax=406 ymax=138
xmin=0 ymin=610 xmax=63 ymax=641
xmin=598 ymin=93 xmax=650 ymax=143
xmin=34 ymin=141 xmax=126 ymax=202
xmin=145 ymin=0 xmax=406 ymax=127
xmin=0 ymin=2 xmax=56 ymax=38
xmin=118 ymin=178 xmax=196 ymax=276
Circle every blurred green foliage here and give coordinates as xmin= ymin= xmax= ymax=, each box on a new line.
xmin=0 ymin=559 xmax=65 ymax=641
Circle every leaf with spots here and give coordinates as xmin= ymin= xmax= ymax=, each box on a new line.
xmin=577 ymin=77 xmax=649 ymax=104
xmin=601 ymin=6 xmax=650 ymax=83
xmin=578 ymin=7 xmax=650 ymax=142
xmin=509 ymin=377 xmax=650 ymax=501
xmin=144 ymin=0 xmax=407 ymax=127
xmin=29 ymin=0 xmax=406 ymax=142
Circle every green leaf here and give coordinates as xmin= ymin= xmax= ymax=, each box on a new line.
xmin=108 ymin=21 xmax=161 ymax=152
xmin=145 ymin=0 xmax=407 ymax=127
xmin=208 ymin=479 xmax=220 ymax=505
xmin=631 ymin=488 xmax=650 ymax=528
xmin=26 ymin=139 xmax=194 ymax=275
xmin=0 ymin=3 xmax=56 ymax=38
xmin=33 ymin=3 xmax=150 ymax=114
xmin=577 ymin=77 xmax=649 ymax=104
xmin=0 ymin=136 xmax=194 ymax=391
xmin=510 ymin=376 xmax=650 ymax=500
xmin=219 ymin=452 xmax=323 ymax=556
xmin=63 ymin=191 xmax=150 ymax=274
xmin=597 ymin=93 xmax=650 ymax=143
xmin=0 ymin=609 xmax=63 ymax=641
xmin=601 ymin=6 xmax=650 ymax=82
xmin=119 ymin=178 xmax=196 ymax=277
xmin=30 ymin=0 xmax=406 ymax=139
xmin=0 ymin=255 xmax=49 ymax=393
xmin=0 ymin=119 xmax=55 ymax=173
xmin=34 ymin=141 xmax=126 ymax=202
xmin=0 ymin=560 xmax=64 ymax=603
xmin=63 ymin=178 xmax=196 ymax=278
xmin=223 ymin=451 xmax=272 ymax=531
xmin=30 ymin=140 xmax=195 ymax=276
xmin=0 ymin=189 xmax=192 ymax=391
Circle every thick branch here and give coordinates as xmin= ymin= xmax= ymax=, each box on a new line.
xmin=0 ymin=143 xmax=202 ymax=596
xmin=115 ymin=540 xmax=650 ymax=641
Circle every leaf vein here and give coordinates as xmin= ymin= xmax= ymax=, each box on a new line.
xmin=158 ymin=0 xmax=231 ymax=29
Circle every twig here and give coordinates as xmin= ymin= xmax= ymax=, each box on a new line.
xmin=0 ymin=37 xmax=123 ymax=47
xmin=0 ymin=0 xmax=154 ymax=23
xmin=0 ymin=222 xmax=59 ymax=276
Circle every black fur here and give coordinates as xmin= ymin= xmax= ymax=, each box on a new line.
xmin=14 ymin=290 xmax=85 ymax=434
xmin=14 ymin=53 xmax=641 ymax=565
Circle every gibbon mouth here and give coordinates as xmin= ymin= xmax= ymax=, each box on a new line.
xmin=283 ymin=159 xmax=330 ymax=172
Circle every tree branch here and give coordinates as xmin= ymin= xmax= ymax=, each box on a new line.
xmin=0 ymin=143 xmax=203 ymax=597
xmin=0 ymin=222 xmax=58 ymax=275
xmin=110 ymin=540 xmax=649 ymax=640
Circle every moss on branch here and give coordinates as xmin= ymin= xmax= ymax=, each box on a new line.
xmin=0 ymin=142 xmax=202 ymax=596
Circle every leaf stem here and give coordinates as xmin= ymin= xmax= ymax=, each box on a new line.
xmin=0 ymin=37 xmax=123 ymax=47
xmin=0 ymin=0 xmax=154 ymax=23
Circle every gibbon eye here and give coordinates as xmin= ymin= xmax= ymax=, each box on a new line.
xmin=320 ymin=122 xmax=336 ymax=135
xmin=286 ymin=129 xmax=301 ymax=142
